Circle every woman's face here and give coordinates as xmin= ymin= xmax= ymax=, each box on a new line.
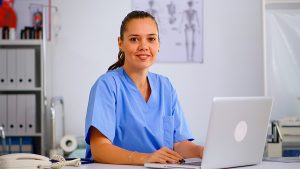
xmin=119 ymin=18 xmax=159 ymax=72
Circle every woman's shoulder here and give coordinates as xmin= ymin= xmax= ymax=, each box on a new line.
xmin=148 ymin=72 xmax=173 ymax=87
xmin=149 ymin=71 xmax=166 ymax=79
xmin=93 ymin=68 xmax=123 ymax=86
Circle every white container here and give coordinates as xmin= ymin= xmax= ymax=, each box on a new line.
xmin=9 ymin=28 xmax=16 ymax=40
xmin=0 ymin=27 xmax=2 ymax=40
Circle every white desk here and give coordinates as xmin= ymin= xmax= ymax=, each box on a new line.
xmin=63 ymin=161 xmax=300 ymax=169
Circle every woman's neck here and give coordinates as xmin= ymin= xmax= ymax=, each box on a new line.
xmin=123 ymin=66 xmax=151 ymax=101
xmin=123 ymin=66 xmax=148 ymax=88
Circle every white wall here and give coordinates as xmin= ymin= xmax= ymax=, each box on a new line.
xmin=264 ymin=0 xmax=300 ymax=120
xmin=50 ymin=0 xmax=264 ymax=144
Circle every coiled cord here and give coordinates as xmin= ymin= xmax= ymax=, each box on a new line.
xmin=51 ymin=154 xmax=81 ymax=169
xmin=39 ymin=154 xmax=81 ymax=169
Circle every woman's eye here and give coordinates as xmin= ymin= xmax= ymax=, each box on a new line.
xmin=130 ymin=38 xmax=138 ymax=42
xmin=148 ymin=37 xmax=156 ymax=42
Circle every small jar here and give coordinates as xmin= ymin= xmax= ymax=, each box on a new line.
xmin=9 ymin=28 xmax=16 ymax=40
xmin=2 ymin=26 xmax=9 ymax=39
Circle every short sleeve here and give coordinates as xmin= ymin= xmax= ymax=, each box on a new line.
xmin=85 ymin=76 xmax=117 ymax=145
xmin=171 ymin=83 xmax=194 ymax=143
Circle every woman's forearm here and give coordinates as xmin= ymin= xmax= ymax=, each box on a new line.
xmin=91 ymin=143 xmax=149 ymax=165
xmin=90 ymin=127 xmax=150 ymax=165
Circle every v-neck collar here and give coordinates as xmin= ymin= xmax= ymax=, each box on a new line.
xmin=120 ymin=67 xmax=153 ymax=104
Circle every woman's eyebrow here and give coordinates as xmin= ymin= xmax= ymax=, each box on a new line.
xmin=127 ymin=34 xmax=158 ymax=37
xmin=128 ymin=34 xmax=139 ymax=37
xmin=148 ymin=34 xmax=158 ymax=37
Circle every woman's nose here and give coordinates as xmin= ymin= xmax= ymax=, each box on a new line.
xmin=138 ymin=40 xmax=149 ymax=51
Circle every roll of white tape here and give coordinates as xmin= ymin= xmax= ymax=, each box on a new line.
xmin=60 ymin=135 xmax=78 ymax=153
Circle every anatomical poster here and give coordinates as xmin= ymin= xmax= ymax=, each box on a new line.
xmin=132 ymin=0 xmax=204 ymax=63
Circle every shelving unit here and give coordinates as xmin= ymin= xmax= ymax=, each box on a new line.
xmin=266 ymin=123 xmax=300 ymax=157
xmin=0 ymin=40 xmax=45 ymax=155
xmin=280 ymin=125 xmax=300 ymax=157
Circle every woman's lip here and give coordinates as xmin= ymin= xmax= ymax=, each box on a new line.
xmin=136 ymin=54 xmax=150 ymax=60
xmin=136 ymin=53 xmax=150 ymax=56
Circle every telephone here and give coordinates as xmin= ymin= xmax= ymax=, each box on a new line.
xmin=0 ymin=153 xmax=81 ymax=169
xmin=0 ymin=153 xmax=52 ymax=169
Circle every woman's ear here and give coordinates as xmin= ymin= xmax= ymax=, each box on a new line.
xmin=118 ymin=37 xmax=122 ymax=50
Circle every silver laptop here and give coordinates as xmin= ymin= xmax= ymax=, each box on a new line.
xmin=145 ymin=97 xmax=273 ymax=169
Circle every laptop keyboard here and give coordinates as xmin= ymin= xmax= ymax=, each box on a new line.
xmin=183 ymin=161 xmax=202 ymax=166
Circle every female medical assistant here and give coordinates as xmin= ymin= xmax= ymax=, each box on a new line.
xmin=85 ymin=67 xmax=193 ymax=159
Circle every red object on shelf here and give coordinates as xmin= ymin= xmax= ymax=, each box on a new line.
xmin=33 ymin=10 xmax=42 ymax=28
xmin=0 ymin=0 xmax=17 ymax=28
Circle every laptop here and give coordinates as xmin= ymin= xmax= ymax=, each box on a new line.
xmin=145 ymin=97 xmax=273 ymax=169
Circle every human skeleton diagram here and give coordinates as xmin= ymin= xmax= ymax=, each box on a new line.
xmin=147 ymin=0 xmax=160 ymax=22
xmin=167 ymin=1 xmax=176 ymax=24
xmin=180 ymin=0 xmax=201 ymax=62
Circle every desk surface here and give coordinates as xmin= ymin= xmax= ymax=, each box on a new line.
xmin=63 ymin=161 xmax=300 ymax=169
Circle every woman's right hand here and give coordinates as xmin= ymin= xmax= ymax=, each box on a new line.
xmin=144 ymin=147 xmax=184 ymax=164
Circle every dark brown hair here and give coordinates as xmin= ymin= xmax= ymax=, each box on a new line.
xmin=108 ymin=10 xmax=159 ymax=71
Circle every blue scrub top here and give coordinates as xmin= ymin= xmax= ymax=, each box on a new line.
xmin=85 ymin=67 xmax=193 ymax=159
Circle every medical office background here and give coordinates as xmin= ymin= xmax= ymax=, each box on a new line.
xmin=1 ymin=0 xmax=299 ymax=157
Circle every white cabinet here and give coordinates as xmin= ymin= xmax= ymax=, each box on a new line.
xmin=0 ymin=40 xmax=45 ymax=155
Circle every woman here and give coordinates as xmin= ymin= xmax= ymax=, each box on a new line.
xmin=85 ymin=10 xmax=204 ymax=165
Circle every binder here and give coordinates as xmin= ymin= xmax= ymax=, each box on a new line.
xmin=20 ymin=137 xmax=33 ymax=153
xmin=16 ymin=49 xmax=27 ymax=88
xmin=16 ymin=95 xmax=26 ymax=134
xmin=26 ymin=94 xmax=36 ymax=134
xmin=0 ymin=94 xmax=7 ymax=133
xmin=25 ymin=49 xmax=35 ymax=88
xmin=7 ymin=49 xmax=17 ymax=88
xmin=7 ymin=95 xmax=17 ymax=135
xmin=0 ymin=49 xmax=8 ymax=88
xmin=0 ymin=138 xmax=9 ymax=155
xmin=9 ymin=137 xmax=21 ymax=153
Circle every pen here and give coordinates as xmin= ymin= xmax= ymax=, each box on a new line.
xmin=50 ymin=158 xmax=95 ymax=165
xmin=179 ymin=159 xmax=185 ymax=164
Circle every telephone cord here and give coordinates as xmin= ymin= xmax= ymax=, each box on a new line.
xmin=39 ymin=154 xmax=81 ymax=169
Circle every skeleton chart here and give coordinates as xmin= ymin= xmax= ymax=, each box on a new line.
xmin=132 ymin=0 xmax=204 ymax=63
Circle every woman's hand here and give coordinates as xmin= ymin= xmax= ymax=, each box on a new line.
xmin=174 ymin=140 xmax=204 ymax=159
xmin=145 ymin=147 xmax=184 ymax=164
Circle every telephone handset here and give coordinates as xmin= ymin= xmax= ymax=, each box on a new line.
xmin=0 ymin=153 xmax=52 ymax=169
xmin=0 ymin=153 xmax=81 ymax=169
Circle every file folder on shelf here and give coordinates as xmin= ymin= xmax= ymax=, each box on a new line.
xmin=20 ymin=137 xmax=33 ymax=153
xmin=7 ymin=50 xmax=17 ymax=89
xmin=0 ymin=95 xmax=7 ymax=132
xmin=25 ymin=49 xmax=36 ymax=88
xmin=16 ymin=95 xmax=26 ymax=135
xmin=0 ymin=138 xmax=9 ymax=155
xmin=9 ymin=137 xmax=21 ymax=153
xmin=7 ymin=95 xmax=17 ymax=135
xmin=16 ymin=49 xmax=27 ymax=88
xmin=0 ymin=49 xmax=8 ymax=88
xmin=26 ymin=94 xmax=36 ymax=134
